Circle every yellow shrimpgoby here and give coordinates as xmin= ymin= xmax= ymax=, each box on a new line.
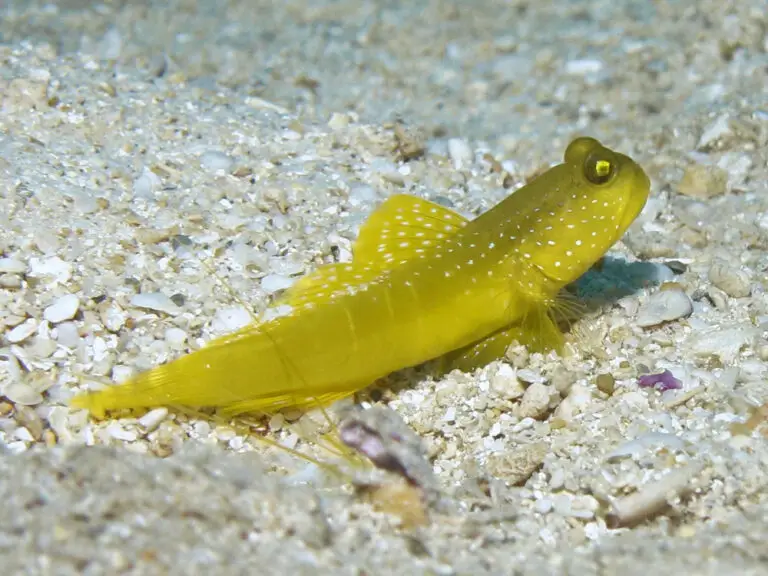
xmin=71 ymin=137 xmax=650 ymax=418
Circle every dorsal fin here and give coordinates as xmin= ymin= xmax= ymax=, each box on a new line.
xmin=273 ymin=195 xmax=469 ymax=309
xmin=352 ymin=194 xmax=469 ymax=266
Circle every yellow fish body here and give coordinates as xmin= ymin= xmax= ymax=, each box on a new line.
xmin=71 ymin=137 xmax=649 ymax=417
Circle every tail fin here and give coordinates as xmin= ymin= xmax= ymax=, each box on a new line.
xmin=70 ymin=321 xmax=332 ymax=418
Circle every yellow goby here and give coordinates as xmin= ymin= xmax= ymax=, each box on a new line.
xmin=71 ymin=137 xmax=649 ymax=418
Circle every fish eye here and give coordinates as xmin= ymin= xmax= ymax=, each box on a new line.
xmin=584 ymin=152 xmax=616 ymax=185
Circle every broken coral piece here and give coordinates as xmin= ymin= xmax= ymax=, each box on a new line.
xmin=638 ymin=369 xmax=683 ymax=392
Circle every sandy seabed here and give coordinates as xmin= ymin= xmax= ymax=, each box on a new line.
xmin=1 ymin=1 xmax=768 ymax=574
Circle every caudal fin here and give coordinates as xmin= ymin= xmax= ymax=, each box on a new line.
xmin=69 ymin=321 xmax=349 ymax=417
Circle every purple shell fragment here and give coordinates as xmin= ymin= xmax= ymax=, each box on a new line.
xmin=637 ymin=369 xmax=683 ymax=392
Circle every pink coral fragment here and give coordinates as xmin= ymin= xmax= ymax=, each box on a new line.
xmin=638 ymin=369 xmax=682 ymax=392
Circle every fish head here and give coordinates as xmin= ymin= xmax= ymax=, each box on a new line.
xmin=523 ymin=137 xmax=650 ymax=286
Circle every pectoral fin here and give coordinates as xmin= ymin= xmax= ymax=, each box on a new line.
xmin=438 ymin=303 xmax=565 ymax=374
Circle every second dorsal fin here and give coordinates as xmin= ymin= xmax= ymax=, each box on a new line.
xmin=273 ymin=195 xmax=469 ymax=309
xmin=271 ymin=261 xmax=382 ymax=308
xmin=352 ymin=194 xmax=469 ymax=266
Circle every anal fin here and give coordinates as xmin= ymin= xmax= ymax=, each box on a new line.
xmin=438 ymin=325 xmax=526 ymax=374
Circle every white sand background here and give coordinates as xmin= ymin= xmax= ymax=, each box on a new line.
xmin=1 ymin=0 xmax=768 ymax=574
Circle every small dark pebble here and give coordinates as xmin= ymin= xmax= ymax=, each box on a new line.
xmin=432 ymin=196 xmax=454 ymax=208
xmin=172 ymin=234 xmax=193 ymax=250
xmin=596 ymin=373 xmax=616 ymax=395
xmin=664 ymin=260 xmax=688 ymax=274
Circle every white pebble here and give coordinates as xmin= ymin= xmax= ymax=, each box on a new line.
xmin=0 ymin=258 xmax=26 ymax=274
xmin=261 ymin=274 xmax=294 ymax=294
xmin=101 ymin=305 xmax=127 ymax=332
xmin=5 ymin=441 xmax=28 ymax=454
xmin=6 ymin=319 xmax=38 ymax=343
xmin=28 ymin=256 xmax=72 ymax=284
xmin=327 ymin=112 xmax=350 ymax=131
xmin=534 ymin=498 xmax=553 ymax=514
xmin=565 ymin=59 xmax=604 ymax=75
xmin=517 ymin=368 xmax=545 ymax=384
xmin=756 ymin=211 xmax=768 ymax=233
xmin=138 ymin=407 xmax=169 ymax=433
xmin=269 ymin=413 xmax=285 ymax=431
xmin=268 ymin=258 xmax=304 ymax=276
xmin=112 ymin=365 xmax=135 ymax=383
xmin=708 ymin=262 xmax=752 ymax=298
xmin=570 ymin=496 xmax=599 ymax=519
xmin=43 ymin=294 xmax=81 ymax=324
xmin=164 ymin=327 xmax=188 ymax=348
xmin=200 ymin=150 xmax=234 ymax=173
xmin=261 ymin=304 xmax=293 ymax=322
xmin=47 ymin=407 xmax=74 ymax=442
xmin=606 ymin=432 xmax=686 ymax=462
xmin=549 ymin=468 xmax=566 ymax=490
xmin=132 ymin=167 xmax=162 ymax=198
xmin=228 ymin=436 xmax=245 ymax=451
xmin=635 ymin=287 xmax=693 ymax=328
xmin=215 ymin=426 xmax=237 ymax=442
xmin=554 ymin=384 xmax=592 ymax=423
xmin=14 ymin=426 xmax=35 ymax=443
xmin=635 ymin=192 xmax=667 ymax=226
xmin=107 ymin=422 xmax=137 ymax=442
xmin=72 ymin=191 xmax=100 ymax=214
xmin=193 ymin=420 xmax=211 ymax=437
xmin=372 ymin=159 xmax=405 ymax=186
xmin=3 ymin=382 xmax=43 ymax=405
xmin=516 ymin=383 xmax=555 ymax=420
xmin=717 ymin=152 xmax=752 ymax=190
xmin=490 ymin=364 xmax=525 ymax=400
xmin=687 ymin=326 xmax=757 ymax=364
xmin=98 ymin=27 xmax=123 ymax=60
xmin=0 ymin=274 xmax=22 ymax=288
xmin=443 ymin=407 xmax=456 ymax=423
xmin=512 ymin=417 xmax=536 ymax=433
xmin=130 ymin=292 xmax=182 ymax=316
xmin=448 ymin=138 xmax=473 ymax=170
xmin=55 ymin=322 xmax=81 ymax=348
xmin=27 ymin=337 xmax=57 ymax=359
xmin=211 ymin=306 xmax=252 ymax=333
xmin=348 ymin=185 xmax=377 ymax=206
xmin=552 ymin=493 xmax=573 ymax=516
xmin=697 ymin=114 xmax=732 ymax=150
